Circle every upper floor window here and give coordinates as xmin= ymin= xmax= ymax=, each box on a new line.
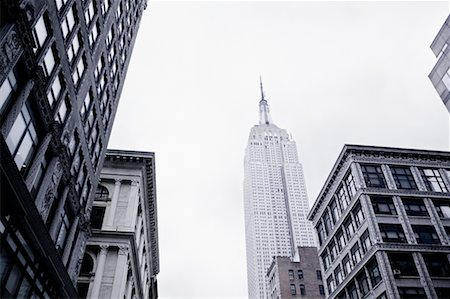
xmin=298 ymin=270 xmax=303 ymax=279
xmin=335 ymin=185 xmax=350 ymax=211
xmin=421 ymin=168 xmax=448 ymax=192
xmin=329 ymin=199 xmax=341 ymax=224
xmin=361 ymin=164 xmax=386 ymax=188
xmin=101 ymin=0 xmax=110 ymax=15
xmin=379 ymin=224 xmax=406 ymax=243
xmin=350 ymin=242 xmax=362 ymax=265
xmin=288 ymin=269 xmax=294 ymax=281
xmin=326 ymin=275 xmax=335 ymax=294
xmin=90 ymin=206 xmax=106 ymax=229
xmin=72 ymin=55 xmax=86 ymax=86
xmin=435 ymin=200 xmax=450 ymax=218
xmin=84 ymin=1 xmax=95 ymax=26
xmin=342 ymin=254 xmax=352 ymax=276
xmin=61 ymin=5 xmax=77 ymax=39
xmin=391 ymin=166 xmax=417 ymax=190
xmin=422 ymin=254 xmax=450 ymax=277
xmin=5 ymin=101 xmax=39 ymax=172
xmin=55 ymin=0 xmax=69 ymax=11
xmin=412 ymin=225 xmax=440 ymax=244
xmin=32 ymin=14 xmax=48 ymax=53
xmin=371 ymin=196 xmax=397 ymax=215
xmin=299 ymin=284 xmax=306 ymax=296
xmin=89 ymin=21 xmax=100 ymax=47
xmin=344 ymin=172 xmax=357 ymax=198
xmin=290 ymin=284 xmax=296 ymax=295
xmin=360 ymin=230 xmax=372 ymax=253
xmin=397 ymin=288 xmax=425 ymax=299
xmin=367 ymin=258 xmax=381 ymax=286
xmin=402 ymin=198 xmax=428 ymax=217
xmin=352 ymin=203 xmax=364 ymax=227
xmin=0 ymin=68 xmax=18 ymax=114
xmin=334 ymin=265 xmax=343 ymax=285
xmin=47 ymin=73 xmax=63 ymax=107
xmin=55 ymin=96 xmax=69 ymax=124
xmin=323 ymin=211 xmax=333 ymax=235
xmin=388 ymin=252 xmax=418 ymax=277
xmin=67 ymin=33 xmax=81 ymax=65
xmin=55 ymin=205 xmax=73 ymax=253
xmin=356 ymin=271 xmax=369 ymax=297
xmin=316 ymin=270 xmax=322 ymax=280
xmin=41 ymin=46 xmax=56 ymax=77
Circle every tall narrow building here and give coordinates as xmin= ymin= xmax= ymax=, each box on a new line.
xmin=244 ymin=81 xmax=316 ymax=299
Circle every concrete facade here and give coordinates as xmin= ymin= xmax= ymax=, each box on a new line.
xmin=77 ymin=150 xmax=159 ymax=299
xmin=0 ymin=0 xmax=148 ymax=296
xmin=429 ymin=14 xmax=450 ymax=112
xmin=267 ymin=247 xmax=325 ymax=299
xmin=307 ymin=145 xmax=450 ymax=299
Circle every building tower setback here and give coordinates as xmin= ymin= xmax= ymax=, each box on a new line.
xmin=244 ymin=80 xmax=316 ymax=299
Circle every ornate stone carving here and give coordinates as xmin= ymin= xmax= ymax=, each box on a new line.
xmin=118 ymin=245 xmax=129 ymax=255
xmin=38 ymin=160 xmax=63 ymax=221
xmin=0 ymin=27 xmax=22 ymax=78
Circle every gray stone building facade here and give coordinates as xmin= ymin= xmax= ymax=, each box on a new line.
xmin=429 ymin=14 xmax=450 ymax=113
xmin=307 ymin=145 xmax=450 ymax=299
xmin=77 ymin=150 xmax=159 ymax=299
xmin=267 ymin=247 xmax=325 ymax=299
xmin=0 ymin=0 xmax=148 ymax=297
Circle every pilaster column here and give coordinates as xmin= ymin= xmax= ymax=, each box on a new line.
xmin=49 ymin=185 xmax=69 ymax=240
xmin=125 ymin=277 xmax=134 ymax=299
xmin=86 ymin=276 xmax=95 ymax=299
xmin=106 ymin=179 xmax=122 ymax=227
xmin=125 ymin=180 xmax=140 ymax=228
xmin=381 ymin=164 xmax=397 ymax=190
xmin=135 ymin=216 xmax=143 ymax=246
xmin=90 ymin=245 xmax=108 ymax=299
xmin=112 ymin=245 xmax=129 ymax=298
xmin=62 ymin=215 xmax=80 ymax=265
xmin=412 ymin=252 xmax=437 ymax=299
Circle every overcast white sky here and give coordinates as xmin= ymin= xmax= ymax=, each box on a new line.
xmin=108 ymin=1 xmax=449 ymax=298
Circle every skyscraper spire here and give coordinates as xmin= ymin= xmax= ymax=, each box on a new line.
xmin=259 ymin=76 xmax=273 ymax=125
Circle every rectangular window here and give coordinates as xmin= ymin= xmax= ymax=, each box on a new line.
xmin=388 ymin=252 xmax=418 ymax=276
xmin=89 ymin=22 xmax=99 ymax=46
xmin=391 ymin=166 xmax=417 ymax=190
xmin=345 ymin=172 xmax=357 ymax=198
xmin=342 ymin=254 xmax=352 ymax=276
xmin=316 ymin=270 xmax=322 ymax=280
xmin=336 ymin=186 xmax=350 ymax=211
xmin=5 ymin=102 xmax=39 ymax=172
xmin=47 ymin=73 xmax=63 ymax=107
xmin=72 ymin=55 xmax=86 ymax=86
xmin=435 ymin=201 xmax=450 ymax=218
xmin=55 ymin=97 xmax=69 ymax=124
xmin=288 ymin=269 xmax=294 ymax=281
xmin=371 ymin=196 xmax=397 ymax=215
xmin=379 ymin=224 xmax=406 ymax=243
xmin=299 ymin=284 xmax=305 ymax=296
xmin=334 ymin=265 xmax=343 ymax=285
xmin=422 ymin=253 xmax=450 ymax=277
xmin=421 ymin=168 xmax=448 ymax=192
xmin=412 ymin=225 xmax=440 ymax=244
xmin=361 ymin=164 xmax=386 ymax=188
xmin=321 ymin=252 xmax=331 ymax=271
xmin=397 ymin=288 xmax=425 ymax=299
xmin=55 ymin=0 xmax=69 ymax=11
xmin=61 ymin=6 xmax=76 ymax=39
xmin=326 ymin=275 xmax=335 ymax=294
xmin=55 ymin=205 xmax=73 ymax=252
xmin=329 ymin=199 xmax=341 ymax=223
xmin=367 ymin=258 xmax=382 ymax=286
xmin=350 ymin=242 xmax=362 ymax=265
xmin=319 ymin=285 xmax=325 ymax=296
xmin=80 ymin=91 xmax=92 ymax=120
xmin=290 ymin=284 xmax=296 ymax=295
xmin=356 ymin=271 xmax=369 ymax=297
xmin=352 ymin=203 xmax=364 ymax=227
xmin=343 ymin=217 xmax=355 ymax=239
xmin=67 ymin=33 xmax=81 ymax=64
xmin=297 ymin=270 xmax=303 ymax=279
xmin=402 ymin=198 xmax=428 ymax=217
xmin=41 ymin=46 xmax=56 ymax=77
xmin=360 ymin=230 xmax=371 ymax=253
xmin=32 ymin=14 xmax=48 ymax=52
xmin=90 ymin=206 xmax=106 ymax=229
xmin=0 ymin=68 xmax=18 ymax=114
xmin=329 ymin=241 xmax=338 ymax=261
xmin=84 ymin=1 xmax=95 ymax=25
xmin=336 ymin=229 xmax=346 ymax=251
xmin=323 ymin=211 xmax=332 ymax=235
xmin=317 ymin=222 xmax=326 ymax=246
xmin=348 ymin=282 xmax=358 ymax=299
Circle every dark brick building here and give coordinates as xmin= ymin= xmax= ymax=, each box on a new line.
xmin=0 ymin=0 xmax=148 ymax=297
xmin=267 ymin=247 xmax=325 ymax=299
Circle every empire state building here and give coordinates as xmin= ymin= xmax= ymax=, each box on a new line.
xmin=243 ymin=81 xmax=315 ymax=299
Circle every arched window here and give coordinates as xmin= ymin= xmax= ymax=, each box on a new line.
xmin=80 ymin=253 xmax=94 ymax=275
xmin=95 ymin=184 xmax=109 ymax=200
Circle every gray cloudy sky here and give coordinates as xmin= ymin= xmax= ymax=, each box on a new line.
xmin=108 ymin=1 xmax=449 ymax=298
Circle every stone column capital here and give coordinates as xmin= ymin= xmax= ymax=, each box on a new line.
xmin=131 ymin=179 xmax=140 ymax=186
xmin=118 ymin=245 xmax=129 ymax=255
xmin=115 ymin=179 xmax=123 ymax=185
xmin=99 ymin=245 xmax=109 ymax=254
